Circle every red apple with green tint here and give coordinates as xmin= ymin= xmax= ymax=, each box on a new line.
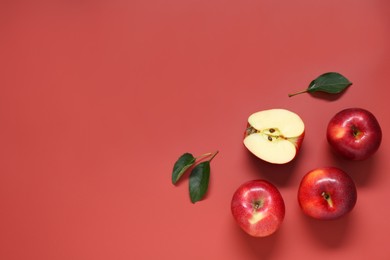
xmin=298 ymin=167 xmax=357 ymax=220
xmin=327 ymin=108 xmax=382 ymax=160
xmin=231 ymin=180 xmax=285 ymax=237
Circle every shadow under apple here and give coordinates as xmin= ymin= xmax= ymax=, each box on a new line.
xmin=231 ymin=218 xmax=281 ymax=259
xmin=301 ymin=210 xmax=354 ymax=248
xmin=243 ymin=143 xmax=306 ymax=187
xmin=326 ymin=143 xmax=381 ymax=187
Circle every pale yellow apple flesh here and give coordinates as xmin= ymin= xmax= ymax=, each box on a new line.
xmin=243 ymin=109 xmax=305 ymax=164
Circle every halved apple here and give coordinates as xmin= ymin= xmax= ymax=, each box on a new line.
xmin=243 ymin=109 xmax=305 ymax=164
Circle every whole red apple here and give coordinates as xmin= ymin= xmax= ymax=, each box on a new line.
xmin=231 ymin=180 xmax=285 ymax=237
xmin=298 ymin=167 xmax=357 ymax=220
xmin=327 ymin=108 xmax=382 ymax=160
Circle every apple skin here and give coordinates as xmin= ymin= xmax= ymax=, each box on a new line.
xmin=327 ymin=108 xmax=382 ymax=160
xmin=231 ymin=180 xmax=285 ymax=237
xmin=298 ymin=167 xmax=357 ymax=220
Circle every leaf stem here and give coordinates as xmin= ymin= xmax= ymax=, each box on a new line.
xmin=195 ymin=151 xmax=219 ymax=162
xmin=208 ymin=150 xmax=219 ymax=162
xmin=288 ymin=89 xmax=308 ymax=97
xmin=195 ymin=152 xmax=213 ymax=161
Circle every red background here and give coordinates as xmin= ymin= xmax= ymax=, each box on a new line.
xmin=1 ymin=1 xmax=389 ymax=259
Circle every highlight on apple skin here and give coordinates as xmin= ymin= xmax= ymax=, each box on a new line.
xmin=297 ymin=167 xmax=357 ymax=220
xmin=243 ymin=109 xmax=305 ymax=164
xmin=231 ymin=180 xmax=285 ymax=237
xmin=327 ymin=107 xmax=382 ymax=161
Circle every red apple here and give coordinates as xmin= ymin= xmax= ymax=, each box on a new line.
xmin=231 ymin=180 xmax=285 ymax=237
xmin=327 ymin=108 xmax=382 ymax=160
xmin=298 ymin=167 xmax=357 ymax=220
xmin=243 ymin=109 xmax=305 ymax=164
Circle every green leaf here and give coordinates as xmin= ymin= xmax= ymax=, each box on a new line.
xmin=289 ymin=72 xmax=352 ymax=97
xmin=307 ymin=72 xmax=352 ymax=93
xmin=189 ymin=161 xmax=210 ymax=203
xmin=172 ymin=153 xmax=196 ymax=184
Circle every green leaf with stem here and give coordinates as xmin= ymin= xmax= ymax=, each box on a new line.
xmin=289 ymin=72 xmax=352 ymax=97
xmin=188 ymin=151 xmax=218 ymax=203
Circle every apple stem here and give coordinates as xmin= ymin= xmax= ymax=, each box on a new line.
xmin=322 ymin=192 xmax=329 ymax=200
xmin=253 ymin=201 xmax=262 ymax=210
xmin=288 ymin=89 xmax=308 ymax=97
xmin=351 ymin=126 xmax=361 ymax=138
xmin=321 ymin=192 xmax=334 ymax=208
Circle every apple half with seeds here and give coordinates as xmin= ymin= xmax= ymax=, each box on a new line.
xmin=243 ymin=109 xmax=305 ymax=164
